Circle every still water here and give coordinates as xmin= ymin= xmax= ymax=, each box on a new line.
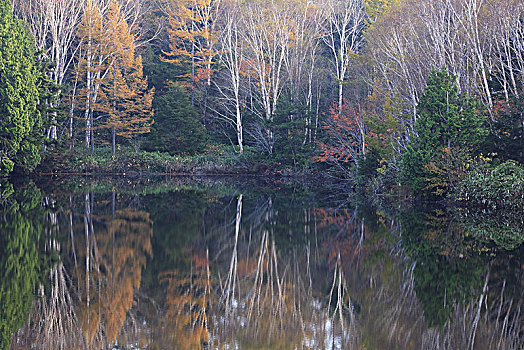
xmin=0 ymin=176 xmax=522 ymax=349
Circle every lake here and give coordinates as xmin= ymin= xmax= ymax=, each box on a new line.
xmin=1 ymin=176 xmax=522 ymax=349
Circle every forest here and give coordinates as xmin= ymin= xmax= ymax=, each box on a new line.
xmin=2 ymin=1 xmax=524 ymax=347
xmin=1 ymin=0 xmax=523 ymax=201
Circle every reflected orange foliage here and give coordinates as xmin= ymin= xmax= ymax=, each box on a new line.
xmin=160 ymin=252 xmax=212 ymax=349
xmin=314 ymin=208 xmax=370 ymax=268
xmin=314 ymin=208 xmax=353 ymax=229
xmin=74 ymin=208 xmax=153 ymax=347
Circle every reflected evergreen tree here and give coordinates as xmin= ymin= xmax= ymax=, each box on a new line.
xmin=0 ymin=182 xmax=45 ymax=348
xmin=142 ymin=189 xmax=209 ymax=291
xmin=401 ymin=208 xmax=486 ymax=328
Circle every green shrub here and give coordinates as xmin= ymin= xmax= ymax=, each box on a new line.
xmin=456 ymin=160 xmax=524 ymax=211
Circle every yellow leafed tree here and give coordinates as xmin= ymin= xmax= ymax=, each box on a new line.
xmin=159 ymin=252 xmax=212 ymax=349
xmin=102 ymin=0 xmax=154 ymax=156
xmin=163 ymin=0 xmax=220 ymax=96
xmin=76 ymin=0 xmax=153 ymax=155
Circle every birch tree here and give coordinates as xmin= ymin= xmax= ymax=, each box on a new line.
xmin=76 ymin=0 xmax=110 ymax=152
xmin=215 ymin=2 xmax=245 ymax=153
xmin=321 ymin=0 xmax=366 ymax=113
xmin=13 ymin=0 xmax=83 ymax=140
xmin=490 ymin=0 xmax=524 ymax=101
xmin=283 ymin=0 xmax=325 ymax=144
xmin=240 ymin=0 xmax=295 ymax=154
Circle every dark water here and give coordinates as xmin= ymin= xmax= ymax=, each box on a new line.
xmin=0 ymin=176 xmax=522 ymax=349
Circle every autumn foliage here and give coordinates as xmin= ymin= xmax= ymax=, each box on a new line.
xmin=316 ymin=102 xmax=367 ymax=165
xmin=76 ymin=0 xmax=153 ymax=154
xmin=102 ymin=1 xmax=154 ymax=146
xmin=163 ymin=0 xmax=218 ymax=86
xmin=74 ymin=207 xmax=153 ymax=346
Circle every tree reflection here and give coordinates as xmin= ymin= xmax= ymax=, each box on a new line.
xmin=0 ymin=182 xmax=46 ymax=349
xmin=159 ymin=251 xmax=211 ymax=349
xmin=5 ymin=179 xmax=523 ymax=349
xmin=401 ymin=208 xmax=487 ymax=328
xmin=74 ymin=192 xmax=153 ymax=347
xmin=210 ymin=195 xmax=360 ymax=349
xmin=456 ymin=209 xmax=524 ymax=250
xmin=14 ymin=190 xmax=153 ymax=349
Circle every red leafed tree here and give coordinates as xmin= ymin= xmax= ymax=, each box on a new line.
xmin=316 ymin=101 xmax=367 ymax=168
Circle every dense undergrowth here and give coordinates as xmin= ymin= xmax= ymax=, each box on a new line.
xmin=455 ymin=160 xmax=524 ymax=211
xmin=37 ymin=144 xmax=319 ymax=177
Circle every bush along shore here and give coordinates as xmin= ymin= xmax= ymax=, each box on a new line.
xmin=454 ymin=160 xmax=524 ymax=212
xmin=36 ymin=145 xmax=320 ymax=177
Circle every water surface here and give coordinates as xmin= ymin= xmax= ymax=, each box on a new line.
xmin=1 ymin=176 xmax=522 ymax=349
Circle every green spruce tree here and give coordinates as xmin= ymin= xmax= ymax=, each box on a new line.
xmin=402 ymin=68 xmax=487 ymax=196
xmin=0 ymin=0 xmax=42 ymax=176
xmin=145 ymin=86 xmax=206 ymax=155
xmin=488 ymin=94 xmax=524 ymax=163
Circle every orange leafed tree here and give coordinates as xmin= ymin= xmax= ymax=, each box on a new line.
xmin=76 ymin=0 xmax=153 ymax=155
xmin=316 ymin=101 xmax=367 ymax=167
xmin=163 ymin=0 xmax=219 ymax=92
xmin=101 ymin=0 xmax=154 ymax=156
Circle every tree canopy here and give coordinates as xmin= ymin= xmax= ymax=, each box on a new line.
xmin=0 ymin=0 xmax=42 ymax=176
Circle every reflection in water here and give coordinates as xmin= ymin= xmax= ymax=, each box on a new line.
xmin=456 ymin=208 xmax=524 ymax=250
xmin=211 ymin=194 xmax=358 ymax=349
xmin=0 ymin=183 xmax=46 ymax=349
xmin=397 ymin=207 xmax=523 ymax=349
xmin=159 ymin=250 xmax=211 ymax=347
xmin=13 ymin=190 xmax=153 ymax=349
xmin=1 ymin=178 xmax=522 ymax=349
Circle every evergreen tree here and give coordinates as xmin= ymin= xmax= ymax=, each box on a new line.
xmin=402 ymin=68 xmax=487 ymax=195
xmin=145 ymin=86 xmax=206 ymax=155
xmin=0 ymin=0 xmax=42 ymax=176
xmin=488 ymin=94 xmax=524 ymax=163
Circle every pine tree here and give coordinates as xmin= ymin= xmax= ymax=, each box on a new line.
xmin=488 ymin=94 xmax=524 ymax=163
xmin=0 ymin=0 xmax=42 ymax=176
xmin=402 ymin=68 xmax=487 ymax=195
xmin=145 ymin=85 xmax=206 ymax=155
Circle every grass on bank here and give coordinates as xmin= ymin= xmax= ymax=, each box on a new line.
xmin=38 ymin=144 xmax=318 ymax=176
